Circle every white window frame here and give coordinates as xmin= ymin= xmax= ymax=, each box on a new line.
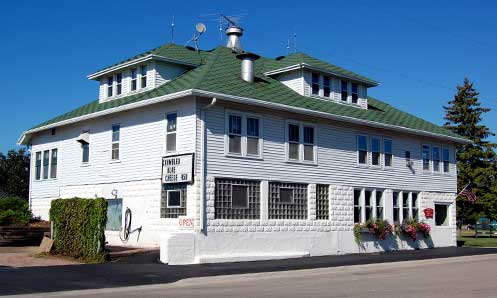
xmin=340 ymin=80 xmax=349 ymax=102
xmin=166 ymin=112 xmax=178 ymax=153
xmin=383 ymin=138 xmax=393 ymax=168
xmin=34 ymin=151 xmax=42 ymax=181
xmin=130 ymin=68 xmax=138 ymax=92
xmin=166 ymin=189 xmax=182 ymax=208
xmin=432 ymin=146 xmax=441 ymax=173
xmin=370 ymin=136 xmax=382 ymax=167
xmin=374 ymin=189 xmax=384 ymax=220
xmin=107 ymin=76 xmax=114 ymax=98
xmin=115 ymin=73 xmax=122 ymax=96
xmin=111 ymin=124 xmax=120 ymax=161
xmin=50 ymin=149 xmax=58 ymax=179
xmin=140 ymin=65 xmax=148 ymax=89
xmin=353 ymin=188 xmax=362 ymax=224
xmin=434 ymin=202 xmax=450 ymax=226
xmin=285 ymin=120 xmax=317 ymax=164
xmin=224 ymin=110 xmax=263 ymax=159
xmin=351 ymin=82 xmax=359 ymax=104
xmin=357 ymin=135 xmax=368 ymax=165
xmin=442 ymin=147 xmax=450 ymax=173
xmin=311 ymin=73 xmax=320 ymax=96
xmin=363 ymin=189 xmax=374 ymax=222
xmin=422 ymin=144 xmax=431 ymax=172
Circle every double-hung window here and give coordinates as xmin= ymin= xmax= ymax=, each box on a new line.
xmin=411 ymin=193 xmax=419 ymax=220
xmin=228 ymin=115 xmax=242 ymax=154
xmin=227 ymin=113 xmax=261 ymax=157
xmin=402 ymin=192 xmax=410 ymax=221
xmin=116 ymin=73 xmax=122 ymax=95
xmin=354 ymin=189 xmax=361 ymax=223
xmin=341 ymin=80 xmax=348 ymax=101
xmin=287 ymin=122 xmax=315 ymax=162
xmin=442 ymin=147 xmax=450 ymax=173
xmin=371 ymin=137 xmax=381 ymax=166
xmin=288 ymin=124 xmax=300 ymax=160
xmin=130 ymin=68 xmax=138 ymax=91
xmin=364 ymin=190 xmax=373 ymax=222
xmin=433 ymin=146 xmax=440 ymax=172
xmin=393 ymin=191 xmax=400 ymax=223
xmin=311 ymin=73 xmax=320 ymax=95
xmin=166 ymin=113 xmax=177 ymax=152
xmin=82 ymin=143 xmax=89 ymax=163
xmin=35 ymin=152 xmax=42 ymax=180
xmin=422 ymin=144 xmax=430 ymax=171
xmin=140 ymin=65 xmax=147 ymax=88
xmin=42 ymin=150 xmax=49 ymax=179
xmin=375 ymin=190 xmax=383 ymax=219
xmin=246 ymin=117 xmax=260 ymax=156
xmin=112 ymin=124 xmax=120 ymax=160
xmin=351 ymin=83 xmax=358 ymax=104
xmin=107 ymin=76 xmax=114 ymax=97
xmin=384 ymin=139 xmax=393 ymax=167
xmin=357 ymin=135 xmax=368 ymax=164
xmin=50 ymin=149 xmax=57 ymax=179
xmin=323 ymin=76 xmax=331 ymax=97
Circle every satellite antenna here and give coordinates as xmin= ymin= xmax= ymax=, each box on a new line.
xmin=198 ymin=13 xmax=247 ymax=44
xmin=185 ymin=22 xmax=207 ymax=51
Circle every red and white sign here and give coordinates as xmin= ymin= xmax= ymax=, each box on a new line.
xmin=178 ymin=216 xmax=194 ymax=230
xmin=423 ymin=208 xmax=434 ymax=219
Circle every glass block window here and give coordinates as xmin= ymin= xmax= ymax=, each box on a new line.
xmin=215 ymin=178 xmax=260 ymax=219
xmin=269 ymin=182 xmax=307 ymax=219
xmin=316 ymin=184 xmax=329 ymax=220
xmin=161 ymin=183 xmax=187 ymax=218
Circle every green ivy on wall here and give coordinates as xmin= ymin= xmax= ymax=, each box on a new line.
xmin=49 ymin=198 xmax=108 ymax=263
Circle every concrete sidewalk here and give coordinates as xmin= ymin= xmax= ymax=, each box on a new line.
xmin=1 ymin=247 xmax=497 ymax=296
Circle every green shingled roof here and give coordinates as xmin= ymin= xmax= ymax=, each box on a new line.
xmin=28 ymin=46 xmax=464 ymax=141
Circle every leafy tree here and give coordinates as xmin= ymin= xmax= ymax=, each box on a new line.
xmin=444 ymin=78 xmax=497 ymax=224
xmin=0 ymin=148 xmax=30 ymax=200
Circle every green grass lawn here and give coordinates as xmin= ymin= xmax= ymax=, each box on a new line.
xmin=458 ymin=230 xmax=497 ymax=247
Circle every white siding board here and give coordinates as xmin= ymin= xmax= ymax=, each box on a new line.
xmin=274 ymin=70 xmax=304 ymax=95
xmin=155 ymin=61 xmax=190 ymax=87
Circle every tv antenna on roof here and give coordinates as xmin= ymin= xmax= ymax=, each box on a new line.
xmin=185 ymin=22 xmax=207 ymax=51
xmin=198 ymin=13 xmax=247 ymax=44
xmin=171 ymin=15 xmax=175 ymax=43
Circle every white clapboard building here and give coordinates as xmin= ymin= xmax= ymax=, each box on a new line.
xmin=18 ymin=24 xmax=468 ymax=264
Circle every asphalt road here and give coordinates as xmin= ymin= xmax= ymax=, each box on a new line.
xmin=7 ymin=253 xmax=497 ymax=298
xmin=2 ymin=247 xmax=497 ymax=297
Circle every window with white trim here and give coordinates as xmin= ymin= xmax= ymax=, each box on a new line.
xmin=393 ymin=191 xmax=400 ymax=224
xmin=107 ymin=76 xmax=113 ymax=97
xmin=246 ymin=117 xmax=260 ymax=156
xmin=35 ymin=152 xmax=41 ymax=180
xmin=365 ymin=190 xmax=373 ymax=221
xmin=116 ymin=73 xmax=122 ymax=95
xmin=442 ymin=147 xmax=450 ymax=173
xmin=422 ymin=144 xmax=430 ymax=171
xmin=384 ymin=139 xmax=392 ymax=167
xmin=140 ymin=65 xmax=147 ymax=88
xmin=161 ymin=184 xmax=187 ymax=218
xmin=402 ymin=192 xmax=409 ymax=221
xmin=357 ymin=135 xmax=368 ymax=164
xmin=226 ymin=113 xmax=262 ymax=157
xmin=341 ymin=80 xmax=348 ymax=101
xmin=42 ymin=150 xmax=49 ymax=179
xmin=130 ymin=68 xmax=138 ymax=91
xmin=286 ymin=122 xmax=316 ymax=163
xmin=412 ymin=193 xmax=419 ymax=220
xmin=351 ymin=83 xmax=358 ymax=104
xmin=354 ymin=189 xmax=361 ymax=223
xmin=435 ymin=203 xmax=449 ymax=226
xmin=82 ymin=143 xmax=89 ymax=164
xmin=433 ymin=146 xmax=440 ymax=172
xmin=166 ymin=113 xmax=177 ymax=152
xmin=112 ymin=124 xmax=120 ymax=160
xmin=228 ymin=114 xmax=242 ymax=154
xmin=323 ymin=76 xmax=331 ymax=97
xmin=375 ymin=190 xmax=384 ymax=220
xmin=311 ymin=73 xmax=320 ymax=95
xmin=50 ymin=149 xmax=57 ymax=179
xmin=371 ymin=137 xmax=381 ymax=166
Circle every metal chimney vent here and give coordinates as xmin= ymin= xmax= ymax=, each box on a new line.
xmin=236 ymin=52 xmax=260 ymax=83
xmin=226 ymin=26 xmax=243 ymax=52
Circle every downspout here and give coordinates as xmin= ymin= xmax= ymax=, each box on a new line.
xmin=200 ymin=98 xmax=217 ymax=234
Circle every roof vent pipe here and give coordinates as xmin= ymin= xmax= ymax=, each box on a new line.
xmin=226 ymin=26 xmax=243 ymax=52
xmin=236 ymin=52 xmax=260 ymax=83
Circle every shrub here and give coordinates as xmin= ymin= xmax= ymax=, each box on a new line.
xmin=50 ymin=198 xmax=108 ymax=263
xmin=0 ymin=197 xmax=31 ymax=226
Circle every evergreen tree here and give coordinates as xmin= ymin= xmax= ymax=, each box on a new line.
xmin=444 ymin=78 xmax=497 ymax=223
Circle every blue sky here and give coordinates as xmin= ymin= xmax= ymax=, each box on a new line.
xmin=0 ymin=0 xmax=496 ymax=153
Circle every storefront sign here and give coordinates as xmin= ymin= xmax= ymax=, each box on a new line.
xmin=162 ymin=153 xmax=194 ymax=184
xmin=178 ymin=216 xmax=194 ymax=230
xmin=423 ymin=208 xmax=434 ymax=219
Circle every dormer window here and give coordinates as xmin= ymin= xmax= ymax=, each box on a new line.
xmin=351 ymin=83 xmax=358 ymax=104
xmin=323 ymin=76 xmax=331 ymax=98
xmin=116 ymin=73 xmax=122 ymax=95
xmin=311 ymin=73 xmax=319 ymax=95
xmin=341 ymin=80 xmax=348 ymax=101
xmin=107 ymin=76 xmax=114 ymax=97
xmin=131 ymin=68 xmax=138 ymax=91
xmin=140 ymin=65 xmax=148 ymax=88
